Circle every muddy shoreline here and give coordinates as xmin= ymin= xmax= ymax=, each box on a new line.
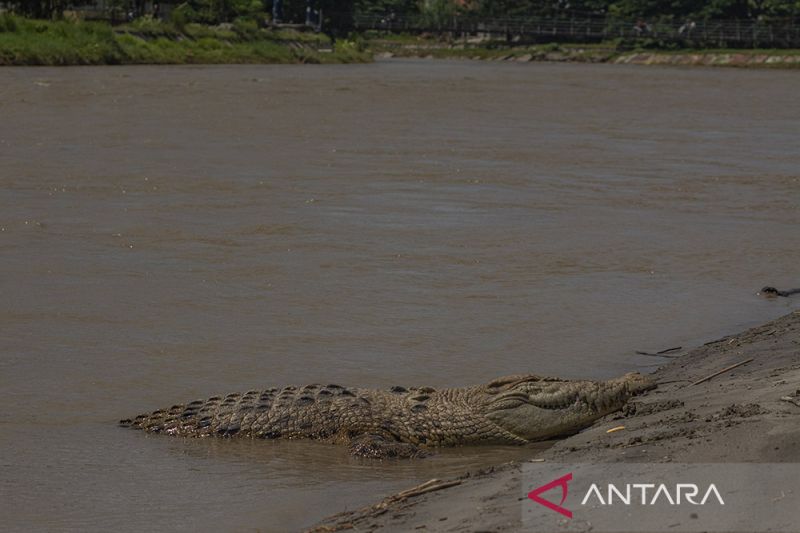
xmin=312 ymin=310 xmax=800 ymax=532
xmin=372 ymin=42 xmax=800 ymax=68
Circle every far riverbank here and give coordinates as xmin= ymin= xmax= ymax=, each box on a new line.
xmin=3 ymin=14 xmax=800 ymax=68
xmin=367 ymin=35 xmax=800 ymax=68
xmin=0 ymin=15 xmax=370 ymax=66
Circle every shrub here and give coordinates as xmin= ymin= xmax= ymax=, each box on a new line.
xmin=0 ymin=13 xmax=19 ymax=33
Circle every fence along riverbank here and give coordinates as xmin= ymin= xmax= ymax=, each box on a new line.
xmin=3 ymin=2 xmax=799 ymax=48
xmin=355 ymin=14 xmax=800 ymax=48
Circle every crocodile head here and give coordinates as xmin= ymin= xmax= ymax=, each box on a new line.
xmin=482 ymin=372 xmax=655 ymax=442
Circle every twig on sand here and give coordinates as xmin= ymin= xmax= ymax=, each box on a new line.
xmin=657 ymin=346 xmax=683 ymax=354
xmin=308 ymin=479 xmax=463 ymax=532
xmin=395 ymin=479 xmax=462 ymax=500
xmin=690 ymin=358 xmax=754 ymax=387
xmin=636 ymin=351 xmax=680 ymax=358
xmin=780 ymin=392 xmax=800 ymax=408
xmin=635 ymin=346 xmax=683 ymax=358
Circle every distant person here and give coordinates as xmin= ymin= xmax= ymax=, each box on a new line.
xmin=633 ymin=19 xmax=651 ymax=36
xmin=153 ymin=2 xmax=160 ymax=19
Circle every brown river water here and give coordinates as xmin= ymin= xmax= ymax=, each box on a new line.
xmin=1 ymin=59 xmax=798 ymax=532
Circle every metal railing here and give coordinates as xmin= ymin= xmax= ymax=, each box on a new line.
xmin=353 ymin=14 xmax=800 ymax=48
xmin=2 ymin=5 xmax=799 ymax=48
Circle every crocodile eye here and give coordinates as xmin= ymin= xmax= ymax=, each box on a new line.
xmin=489 ymin=392 xmax=529 ymax=410
xmin=489 ymin=398 xmax=525 ymax=411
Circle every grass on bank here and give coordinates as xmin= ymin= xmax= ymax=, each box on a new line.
xmin=0 ymin=14 xmax=370 ymax=65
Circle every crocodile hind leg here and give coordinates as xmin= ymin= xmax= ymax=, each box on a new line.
xmin=348 ymin=434 xmax=428 ymax=459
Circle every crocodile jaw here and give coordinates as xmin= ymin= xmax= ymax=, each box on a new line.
xmin=484 ymin=372 xmax=655 ymax=442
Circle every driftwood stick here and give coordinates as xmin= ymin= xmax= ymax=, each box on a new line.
xmin=393 ymin=479 xmax=462 ymax=500
xmin=308 ymin=479 xmax=462 ymax=532
xmin=635 ymin=350 xmax=681 ymax=358
xmin=781 ymin=396 xmax=800 ymax=407
xmin=394 ymin=478 xmax=443 ymax=498
xmin=657 ymin=346 xmax=683 ymax=354
xmin=690 ymin=358 xmax=754 ymax=387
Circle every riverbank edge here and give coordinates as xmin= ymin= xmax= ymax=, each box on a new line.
xmin=0 ymin=16 xmax=371 ymax=66
xmin=370 ymin=39 xmax=800 ymax=68
xmin=3 ymin=15 xmax=799 ymax=67
xmin=311 ymin=309 xmax=800 ymax=532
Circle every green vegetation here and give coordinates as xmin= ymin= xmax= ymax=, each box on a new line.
xmin=4 ymin=0 xmax=358 ymax=36
xmin=0 ymin=14 xmax=370 ymax=65
xmin=4 ymin=0 xmax=800 ymax=34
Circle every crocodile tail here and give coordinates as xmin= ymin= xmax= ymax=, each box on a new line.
xmin=119 ymin=389 xmax=274 ymax=437
xmin=119 ymin=402 xmax=191 ymax=434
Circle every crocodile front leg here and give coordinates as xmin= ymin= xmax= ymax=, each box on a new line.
xmin=348 ymin=434 xmax=428 ymax=459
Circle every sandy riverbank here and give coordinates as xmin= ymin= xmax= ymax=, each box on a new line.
xmin=312 ymin=310 xmax=800 ymax=532
xmin=613 ymin=51 xmax=800 ymax=67
xmin=371 ymin=41 xmax=800 ymax=68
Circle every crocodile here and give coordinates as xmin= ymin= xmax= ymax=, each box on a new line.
xmin=120 ymin=372 xmax=655 ymax=458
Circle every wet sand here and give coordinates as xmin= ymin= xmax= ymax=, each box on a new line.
xmin=313 ymin=310 xmax=800 ymax=532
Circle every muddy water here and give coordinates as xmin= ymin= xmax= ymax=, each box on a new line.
xmin=0 ymin=60 xmax=798 ymax=532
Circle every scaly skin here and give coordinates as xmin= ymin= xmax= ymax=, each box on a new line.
xmin=120 ymin=372 xmax=655 ymax=458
